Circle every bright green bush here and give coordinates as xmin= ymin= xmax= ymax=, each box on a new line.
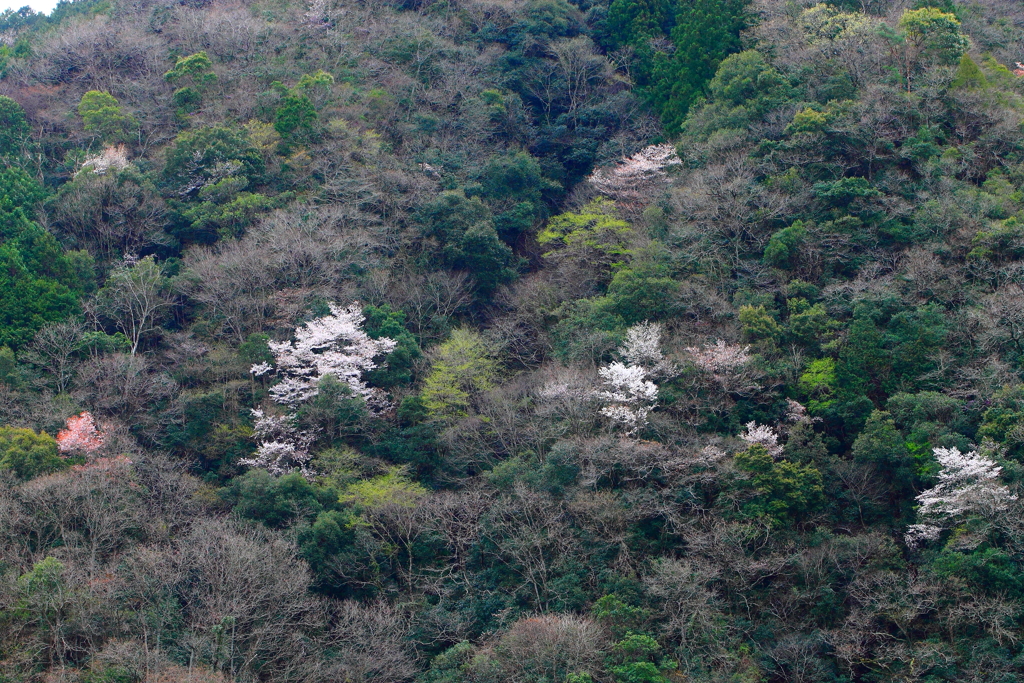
xmin=0 ymin=426 xmax=66 ymax=479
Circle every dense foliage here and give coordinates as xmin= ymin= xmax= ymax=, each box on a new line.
xmin=4 ymin=0 xmax=1024 ymax=681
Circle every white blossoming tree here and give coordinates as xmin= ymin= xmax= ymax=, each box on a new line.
xmin=784 ymin=399 xmax=814 ymax=424
xmin=598 ymin=362 xmax=659 ymax=435
xmin=240 ymin=409 xmax=318 ymax=477
xmin=739 ymin=421 xmax=783 ymax=458
xmin=252 ymin=303 xmax=398 ymax=410
xmin=905 ymin=446 xmax=1017 ymax=547
xmin=684 ymin=340 xmax=751 ymax=381
xmin=621 ymin=322 xmax=674 ymax=375
xmin=246 ymin=303 xmax=397 ymax=476
xmin=588 ymin=144 xmax=681 ymax=201
xmin=78 ymin=145 xmax=130 ymax=176
xmin=597 ymin=322 xmax=673 ymax=435
xmin=676 ymin=339 xmax=762 ymax=428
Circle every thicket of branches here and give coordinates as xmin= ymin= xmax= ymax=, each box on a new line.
xmin=5 ymin=0 xmax=1024 ymax=681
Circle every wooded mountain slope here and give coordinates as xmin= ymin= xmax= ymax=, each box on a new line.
xmin=4 ymin=0 xmax=1024 ymax=681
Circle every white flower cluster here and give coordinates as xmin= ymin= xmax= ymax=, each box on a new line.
xmin=905 ymin=446 xmax=1017 ymax=548
xmin=587 ymin=144 xmax=681 ymax=200
xmin=785 ymin=398 xmax=814 ymax=424
xmin=598 ymin=362 xmax=659 ymax=435
xmin=247 ymin=303 xmax=396 ymax=476
xmin=621 ymin=322 xmax=674 ymax=375
xmin=685 ymin=340 xmax=751 ymax=377
xmin=258 ymin=303 xmax=397 ymax=411
xmin=78 ymin=145 xmax=130 ymax=176
xmin=739 ymin=421 xmax=784 ymax=458
xmin=903 ymin=523 xmax=942 ymax=548
xmin=597 ymin=322 xmax=672 ymax=436
xmin=240 ymin=409 xmax=317 ymax=477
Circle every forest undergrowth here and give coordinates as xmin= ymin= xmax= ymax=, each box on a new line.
xmin=4 ymin=0 xmax=1024 ymax=681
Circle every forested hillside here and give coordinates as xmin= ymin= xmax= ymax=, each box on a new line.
xmin=4 ymin=0 xmax=1024 ymax=680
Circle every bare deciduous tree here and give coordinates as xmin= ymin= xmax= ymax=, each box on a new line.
xmin=314 ymin=600 xmax=417 ymax=683
xmin=90 ymin=256 xmax=171 ymax=355
xmin=485 ymin=613 xmax=607 ymax=683
xmin=23 ymin=319 xmax=86 ymax=393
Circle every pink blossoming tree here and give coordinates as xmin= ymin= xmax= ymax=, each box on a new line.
xmin=56 ymin=412 xmax=106 ymax=456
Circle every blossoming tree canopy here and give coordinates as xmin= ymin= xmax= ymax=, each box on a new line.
xmin=56 ymin=412 xmax=106 ymax=454
xmin=251 ymin=303 xmax=398 ymax=412
xmin=246 ymin=303 xmax=397 ymax=476
xmin=587 ymin=144 xmax=681 ymax=200
xmin=905 ymin=446 xmax=1017 ymax=547
xmin=739 ymin=421 xmax=783 ymax=458
xmin=684 ymin=340 xmax=751 ymax=376
xmin=241 ymin=408 xmax=317 ymax=477
xmin=597 ymin=322 xmax=673 ymax=435
xmin=598 ymin=361 xmax=660 ymax=435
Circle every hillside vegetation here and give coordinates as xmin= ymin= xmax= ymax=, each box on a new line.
xmin=4 ymin=0 xmax=1024 ymax=681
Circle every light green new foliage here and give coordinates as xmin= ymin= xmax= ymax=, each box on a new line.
xmin=799 ymin=357 xmax=836 ymax=396
xmin=0 ymin=426 xmax=67 ymax=480
xmin=739 ymin=304 xmax=782 ymax=345
xmin=163 ymin=51 xmax=216 ymax=85
xmin=799 ymin=357 xmax=837 ymax=414
xmin=297 ymin=69 xmax=335 ymax=104
xmin=298 ymin=70 xmax=335 ymax=90
xmin=339 ymin=466 xmax=427 ymax=509
xmin=800 ymin=3 xmax=874 ymax=45
xmin=164 ymin=52 xmax=217 ymax=113
xmin=421 ymin=328 xmax=497 ymax=420
xmin=538 ymin=198 xmax=632 ymax=266
xmin=312 ymin=447 xmax=361 ymax=490
xmin=898 ymin=7 xmax=969 ymax=67
xmin=786 ymin=108 xmax=829 ymax=135
xmin=951 ymin=54 xmax=987 ymax=90
xmin=15 ymin=556 xmax=65 ymax=624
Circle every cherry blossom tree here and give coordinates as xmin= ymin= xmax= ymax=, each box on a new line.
xmin=598 ymin=362 xmax=659 ymax=435
xmin=905 ymin=446 xmax=1016 ymax=547
xmin=587 ymin=144 xmax=681 ymax=201
xmin=248 ymin=303 xmax=396 ymax=475
xmin=596 ymin=322 xmax=672 ymax=435
xmin=785 ymin=399 xmax=814 ymax=424
xmin=252 ymin=303 xmax=397 ymax=412
xmin=684 ymin=340 xmax=751 ymax=378
xmin=621 ymin=321 xmax=674 ymax=377
xmin=739 ymin=421 xmax=783 ymax=458
xmin=56 ymin=412 xmax=106 ymax=455
xmin=676 ymin=340 xmax=761 ymax=427
xmin=240 ymin=409 xmax=317 ymax=476
xmin=78 ymin=145 xmax=130 ymax=176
